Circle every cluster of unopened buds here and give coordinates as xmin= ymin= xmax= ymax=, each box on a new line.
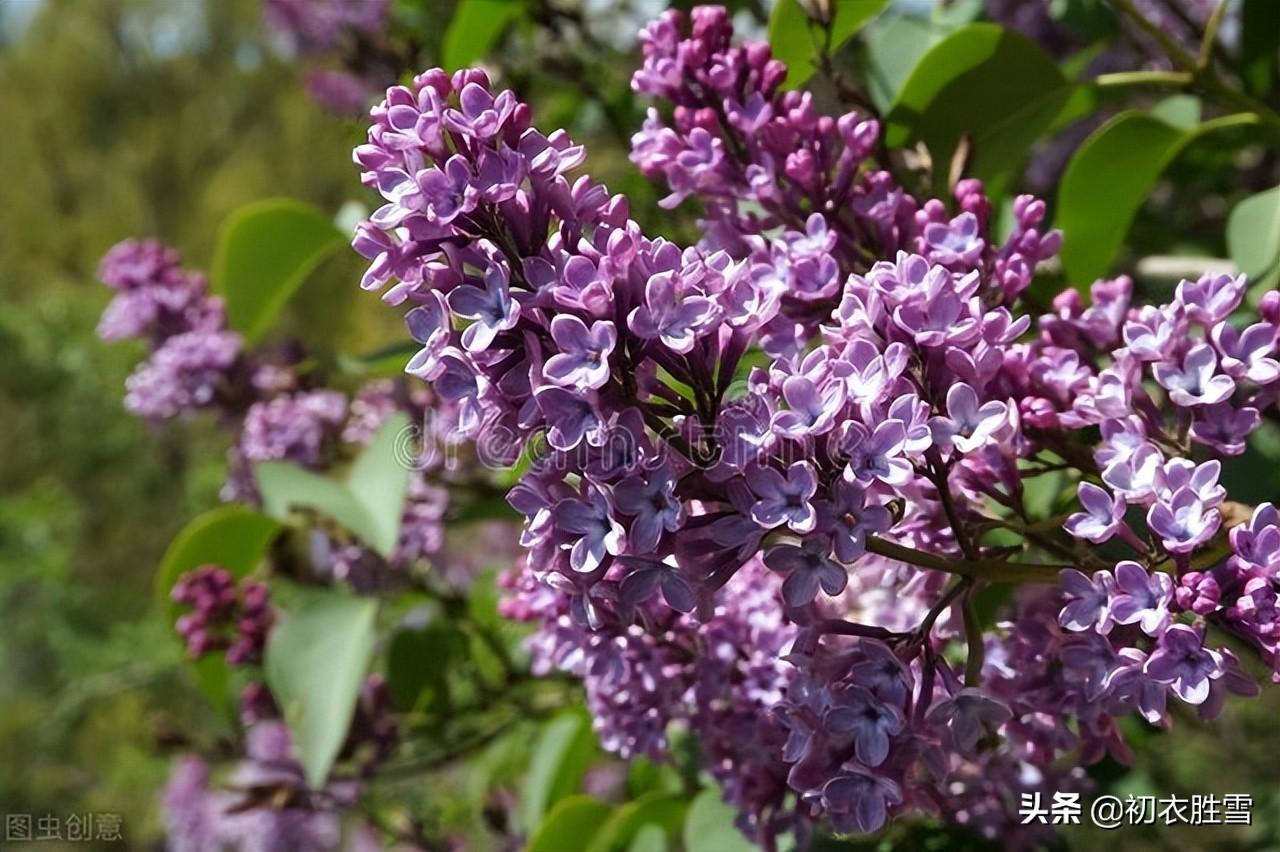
xmin=171 ymin=565 xmax=274 ymax=664
xmin=348 ymin=3 xmax=1280 ymax=844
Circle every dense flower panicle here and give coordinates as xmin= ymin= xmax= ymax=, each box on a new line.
xmin=97 ymin=239 xmax=225 ymax=343
xmin=336 ymin=3 xmax=1280 ymax=845
xmin=171 ymin=565 xmax=274 ymax=665
xmin=97 ymin=239 xmax=244 ymax=420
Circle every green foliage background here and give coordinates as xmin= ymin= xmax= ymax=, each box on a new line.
xmin=2 ymin=0 xmax=1280 ymax=848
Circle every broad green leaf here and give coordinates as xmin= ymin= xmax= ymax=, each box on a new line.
xmin=1057 ymin=111 xmax=1257 ymax=284
xmin=1228 ymin=186 xmax=1280 ymax=281
xmin=265 ymin=589 xmax=378 ymax=788
xmin=211 ymin=199 xmax=344 ymax=344
xmin=587 ymin=791 xmax=688 ymax=852
xmin=885 ymin=24 xmax=1068 ymax=194
xmin=527 ymin=796 xmax=612 ymax=852
xmin=155 ymin=506 xmax=283 ymax=623
xmin=443 ymin=0 xmax=523 ymax=70
xmin=683 ymin=787 xmax=755 ymax=852
xmin=256 ymin=413 xmax=412 ymax=558
xmin=770 ymin=0 xmax=889 ymax=89
xmin=346 ymin=411 xmax=415 ymax=556
xmin=522 ymin=708 xmax=600 ymax=829
xmin=861 ymin=13 xmax=941 ymax=111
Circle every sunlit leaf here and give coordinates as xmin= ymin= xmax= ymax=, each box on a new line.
xmin=683 ymin=787 xmax=755 ymax=852
xmin=256 ymin=413 xmax=412 ymax=558
xmin=886 ymin=24 xmax=1069 ymax=195
xmin=265 ymin=589 xmax=378 ymax=788
xmin=522 ymin=708 xmax=600 ymax=829
xmin=210 ymin=199 xmax=344 ymax=344
xmin=527 ymin=795 xmax=612 ymax=852
xmin=771 ymin=0 xmax=889 ymax=89
xmin=443 ymin=0 xmax=524 ymax=70
xmin=1228 ymin=185 xmax=1280 ymax=281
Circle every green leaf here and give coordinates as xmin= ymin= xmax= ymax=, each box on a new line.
xmin=628 ymin=825 xmax=668 ymax=852
xmin=770 ymin=0 xmax=889 ymax=89
xmin=1228 ymin=185 xmax=1280 ymax=281
xmin=885 ymin=24 xmax=1069 ymax=194
xmin=155 ymin=506 xmax=283 ymax=621
xmin=443 ymin=0 xmax=523 ymax=70
xmin=527 ymin=796 xmax=612 ymax=852
xmin=211 ymin=199 xmax=344 ymax=344
xmin=1150 ymin=94 xmax=1201 ymax=130
xmin=587 ymin=791 xmax=688 ymax=852
xmin=256 ymin=412 xmax=412 ymax=558
xmin=683 ymin=787 xmax=755 ymax=852
xmin=522 ymin=708 xmax=600 ymax=830
xmin=385 ymin=625 xmax=468 ymax=713
xmin=264 ymin=589 xmax=378 ymax=788
xmin=860 ymin=13 xmax=942 ymax=112
xmin=336 ymin=341 xmax=420 ymax=378
xmin=1057 ymin=111 xmax=1257 ymax=284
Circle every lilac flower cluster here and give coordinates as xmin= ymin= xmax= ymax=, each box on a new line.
xmin=341 ymin=3 xmax=1280 ymax=843
xmin=503 ymin=556 xmax=798 ymax=842
xmin=96 ymin=243 xmax=469 ymax=590
xmin=164 ymin=722 xmax=351 ymax=852
xmin=171 ymin=565 xmax=273 ymax=665
xmin=97 ymin=239 xmax=243 ymax=420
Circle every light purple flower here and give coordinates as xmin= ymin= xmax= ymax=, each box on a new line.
xmin=747 ymin=461 xmax=819 ymax=533
xmin=763 ymin=537 xmax=847 ymax=607
xmin=613 ymin=462 xmax=685 ymax=553
xmin=628 ymin=270 xmax=720 ymax=353
xmin=1064 ymin=482 xmax=1126 ymax=544
xmin=819 ymin=772 xmax=902 ymax=835
xmin=556 ymin=486 xmax=625 ymax=573
xmin=923 ymin=212 xmax=985 ymax=267
xmin=929 ymin=383 xmax=1008 ymax=454
xmin=925 ymin=688 xmax=1012 ymax=755
xmin=1212 ymin=321 xmax=1280 ymax=384
xmin=1153 ymin=343 xmax=1235 ymax=407
xmin=1109 ymin=561 xmax=1172 ymax=636
xmin=418 ymin=154 xmax=478 ymax=223
xmin=1144 ymin=624 xmax=1222 ymax=705
xmin=1147 ymin=487 xmax=1220 ymax=554
xmin=535 ymin=386 xmax=603 ymax=450
xmin=1123 ymin=304 xmax=1183 ymax=360
xmin=1191 ymin=402 xmax=1259 ymax=455
xmin=838 ymin=420 xmax=914 ymax=486
xmin=404 ymin=291 xmax=451 ymax=378
xmin=771 ymin=375 xmax=845 ymax=438
xmin=543 ymin=315 xmax=617 ymax=390
xmin=1058 ymin=568 xmax=1115 ymax=633
xmin=1156 ymin=458 xmax=1224 ymax=506
xmin=1176 ymin=272 xmax=1246 ymax=325
xmin=824 ymin=685 xmax=903 ymax=766
xmin=1101 ymin=443 xmax=1163 ymax=503
xmin=816 ymin=480 xmax=892 ymax=563
xmin=447 ymin=264 xmax=521 ymax=351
